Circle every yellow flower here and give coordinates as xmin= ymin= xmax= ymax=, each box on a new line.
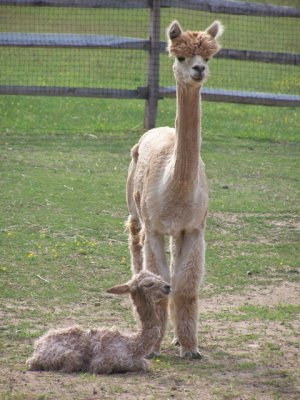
xmin=51 ymin=248 xmax=59 ymax=257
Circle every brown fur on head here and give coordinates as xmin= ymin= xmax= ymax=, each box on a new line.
xmin=167 ymin=20 xmax=224 ymax=60
xmin=107 ymin=270 xmax=171 ymax=305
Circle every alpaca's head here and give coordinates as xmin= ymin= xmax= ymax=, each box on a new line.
xmin=107 ymin=271 xmax=171 ymax=307
xmin=167 ymin=20 xmax=224 ymax=87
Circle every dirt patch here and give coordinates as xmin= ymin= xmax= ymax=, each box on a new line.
xmin=1 ymin=280 xmax=299 ymax=400
xmin=201 ymin=280 xmax=300 ymax=312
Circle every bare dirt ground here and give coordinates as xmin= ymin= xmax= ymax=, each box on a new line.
xmin=1 ymin=280 xmax=299 ymax=400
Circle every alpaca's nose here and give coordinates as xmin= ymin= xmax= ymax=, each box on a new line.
xmin=164 ymin=284 xmax=171 ymax=294
xmin=192 ymin=65 xmax=205 ymax=73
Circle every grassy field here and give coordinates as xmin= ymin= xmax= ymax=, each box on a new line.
xmin=1 ymin=2 xmax=300 ymax=399
xmin=1 ymin=96 xmax=299 ymax=399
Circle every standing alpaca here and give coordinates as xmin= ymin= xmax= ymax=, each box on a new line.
xmin=126 ymin=20 xmax=223 ymax=359
xmin=26 ymin=271 xmax=171 ymax=374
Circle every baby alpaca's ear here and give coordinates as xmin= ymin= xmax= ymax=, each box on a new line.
xmin=107 ymin=283 xmax=130 ymax=295
xmin=206 ymin=20 xmax=224 ymax=39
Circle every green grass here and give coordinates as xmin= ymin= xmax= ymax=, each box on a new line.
xmin=1 ymin=98 xmax=299 ymax=301
xmin=210 ymin=304 xmax=300 ymax=322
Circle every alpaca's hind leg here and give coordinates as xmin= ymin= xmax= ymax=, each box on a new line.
xmin=26 ymin=346 xmax=86 ymax=373
xmin=126 ymin=153 xmax=144 ymax=274
xmin=127 ymin=215 xmax=143 ymax=274
xmin=143 ymin=231 xmax=170 ymax=356
xmin=170 ymin=229 xmax=205 ymax=359
xmin=27 ymin=348 xmax=85 ymax=372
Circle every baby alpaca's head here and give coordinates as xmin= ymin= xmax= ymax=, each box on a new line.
xmin=107 ymin=271 xmax=171 ymax=306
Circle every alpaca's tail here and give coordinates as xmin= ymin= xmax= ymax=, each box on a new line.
xmin=126 ymin=215 xmax=144 ymax=274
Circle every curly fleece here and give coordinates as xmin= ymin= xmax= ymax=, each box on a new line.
xmin=168 ymin=31 xmax=220 ymax=60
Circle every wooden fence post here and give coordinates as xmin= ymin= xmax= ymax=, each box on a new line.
xmin=144 ymin=0 xmax=160 ymax=130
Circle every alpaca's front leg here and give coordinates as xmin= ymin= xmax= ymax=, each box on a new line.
xmin=143 ymin=231 xmax=169 ymax=356
xmin=143 ymin=231 xmax=169 ymax=280
xmin=170 ymin=229 xmax=205 ymax=359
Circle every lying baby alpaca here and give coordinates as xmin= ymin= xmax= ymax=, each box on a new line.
xmin=26 ymin=271 xmax=171 ymax=374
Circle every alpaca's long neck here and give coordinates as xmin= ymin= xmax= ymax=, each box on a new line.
xmin=132 ymin=301 xmax=160 ymax=358
xmin=173 ymin=83 xmax=202 ymax=181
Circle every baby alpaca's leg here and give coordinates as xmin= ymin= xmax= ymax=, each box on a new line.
xmin=26 ymin=348 xmax=85 ymax=372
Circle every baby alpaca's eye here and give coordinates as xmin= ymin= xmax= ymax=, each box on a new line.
xmin=144 ymin=282 xmax=155 ymax=288
xmin=177 ymin=57 xmax=185 ymax=62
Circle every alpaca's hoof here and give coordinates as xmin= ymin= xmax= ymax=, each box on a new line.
xmin=146 ymin=351 xmax=160 ymax=359
xmin=172 ymin=338 xmax=180 ymax=347
xmin=182 ymin=351 xmax=202 ymax=360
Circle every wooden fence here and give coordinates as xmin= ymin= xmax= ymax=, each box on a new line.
xmin=0 ymin=0 xmax=299 ymax=129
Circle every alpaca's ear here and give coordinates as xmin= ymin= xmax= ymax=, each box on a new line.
xmin=167 ymin=20 xmax=183 ymax=40
xmin=206 ymin=20 xmax=224 ymax=39
xmin=107 ymin=283 xmax=130 ymax=295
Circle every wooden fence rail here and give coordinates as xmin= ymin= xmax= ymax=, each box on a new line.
xmin=0 ymin=0 xmax=299 ymax=129
xmin=1 ymin=85 xmax=298 ymax=108
xmin=1 ymin=33 xmax=299 ymax=66
xmin=1 ymin=0 xmax=300 ymax=17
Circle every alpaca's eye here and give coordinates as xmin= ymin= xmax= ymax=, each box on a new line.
xmin=144 ymin=282 xmax=155 ymax=288
xmin=204 ymin=58 xmax=209 ymax=62
xmin=177 ymin=57 xmax=185 ymax=62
